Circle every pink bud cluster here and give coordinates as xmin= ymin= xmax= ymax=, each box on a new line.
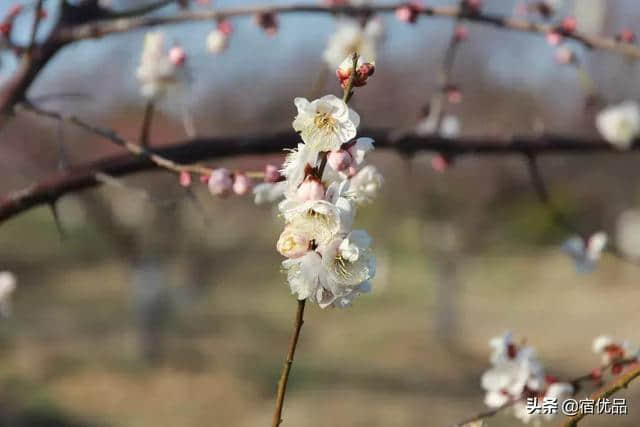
xmin=336 ymin=61 xmax=376 ymax=89
xmin=180 ymin=164 xmax=282 ymax=199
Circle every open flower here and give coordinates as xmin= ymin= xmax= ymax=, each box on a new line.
xmin=346 ymin=165 xmax=383 ymax=205
xmin=323 ymin=18 xmax=384 ymax=70
xmin=292 ymin=95 xmax=360 ymax=152
xmin=136 ymin=31 xmax=184 ymax=99
xmin=596 ymin=101 xmax=640 ymax=150
xmin=281 ymin=143 xmax=319 ymax=190
xmin=277 ymin=224 xmax=312 ymax=258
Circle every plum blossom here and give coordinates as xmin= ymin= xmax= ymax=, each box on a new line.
xmin=336 ymin=55 xmax=376 ymax=88
xmin=208 ymin=168 xmax=233 ymax=197
xmin=292 ymin=95 xmax=360 ymax=152
xmin=323 ymin=18 xmax=384 ymax=70
xmin=275 ymin=89 xmax=380 ymax=308
xmin=346 ymin=165 xmax=383 ymax=205
xmin=0 ymin=271 xmax=16 ymax=317
xmin=481 ymin=331 xmax=574 ymax=423
xmin=563 ymin=231 xmax=607 ymax=273
xmin=253 ymin=181 xmax=287 ymax=205
xmin=592 ymin=335 xmax=640 ymax=368
xmin=136 ymin=31 xmax=185 ymax=99
xmin=596 ymin=101 xmax=640 ymax=150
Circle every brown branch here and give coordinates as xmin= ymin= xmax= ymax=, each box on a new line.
xmin=2 ymin=128 xmax=640 ymax=224
xmin=561 ymin=363 xmax=640 ymax=427
xmin=272 ymin=299 xmax=306 ymax=427
xmin=56 ymin=3 xmax=640 ymax=60
xmin=450 ymin=399 xmax=519 ymax=427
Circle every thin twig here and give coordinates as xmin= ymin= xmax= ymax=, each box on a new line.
xmin=272 ymin=299 xmax=306 ymax=427
xmin=140 ymin=100 xmax=155 ymax=147
xmin=55 ymin=3 xmax=640 ymax=60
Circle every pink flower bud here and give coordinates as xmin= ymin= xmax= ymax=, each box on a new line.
xmin=196 ymin=0 xmax=211 ymax=4
xmin=431 ymin=154 xmax=449 ymax=173
xmin=462 ymin=0 xmax=482 ymax=14
xmin=217 ymin=19 xmax=233 ymax=36
xmin=395 ymin=3 xmax=421 ymax=24
xmin=0 ymin=22 xmax=11 ymax=37
xmin=327 ymin=149 xmax=353 ymax=171
xmin=179 ymin=171 xmax=192 ymax=187
xmin=445 ymin=85 xmax=462 ymax=104
xmin=232 ymin=173 xmax=253 ymax=195
xmin=169 ymin=45 xmax=187 ymax=66
xmin=297 ymin=178 xmax=325 ymax=202
xmin=264 ymin=164 xmax=281 ymax=183
xmin=561 ymin=16 xmax=577 ymax=33
xmin=617 ymin=29 xmax=636 ymax=44
xmin=323 ymin=0 xmax=349 ymax=5
xmin=208 ymin=168 xmax=233 ymax=197
xmin=347 ymin=166 xmax=358 ymax=178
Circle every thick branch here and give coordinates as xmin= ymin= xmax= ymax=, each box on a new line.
xmin=56 ymin=3 xmax=640 ymax=59
xmin=1 ymin=130 xmax=639 ymax=224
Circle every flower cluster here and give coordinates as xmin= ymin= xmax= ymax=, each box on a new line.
xmin=481 ymin=332 xmax=574 ymax=424
xmin=136 ymin=32 xmax=187 ymax=99
xmin=273 ymin=79 xmax=382 ymax=308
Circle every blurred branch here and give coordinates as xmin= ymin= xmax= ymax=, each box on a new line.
xmin=56 ymin=3 xmax=640 ymax=60
xmin=3 ymin=120 xmax=640 ymax=224
xmin=561 ymin=363 xmax=640 ymax=427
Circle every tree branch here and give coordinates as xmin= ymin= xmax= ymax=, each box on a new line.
xmin=272 ymin=299 xmax=306 ymax=427
xmin=561 ymin=363 xmax=640 ymax=427
xmin=2 ymin=126 xmax=640 ymax=224
xmin=55 ymin=3 xmax=640 ymax=60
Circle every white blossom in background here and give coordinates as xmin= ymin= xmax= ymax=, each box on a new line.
xmin=323 ymin=18 xmax=384 ymax=70
xmin=592 ymin=335 xmax=640 ymax=366
xmin=596 ymin=101 xmax=640 ymax=150
xmin=206 ymin=29 xmax=229 ymax=53
xmin=0 ymin=271 xmax=16 ymax=317
xmin=268 ymin=85 xmax=381 ymax=308
xmin=136 ymin=31 xmax=186 ymax=99
xmin=615 ymin=209 xmax=640 ymax=259
xmin=481 ymin=331 xmax=574 ymax=424
xmin=563 ymin=231 xmax=607 ymax=273
xmin=440 ymin=115 xmax=461 ymax=138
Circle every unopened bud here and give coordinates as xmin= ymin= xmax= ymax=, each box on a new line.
xmin=264 ymin=164 xmax=282 ymax=183
xmin=232 ymin=173 xmax=253 ymax=195
xmin=617 ymin=29 xmax=636 ymax=44
xmin=208 ymin=168 xmax=233 ymax=197
xmin=327 ymin=149 xmax=353 ymax=172
xmin=255 ymin=11 xmax=278 ymax=36
xmin=297 ymin=177 xmax=325 ymax=202
xmin=169 ymin=45 xmax=187 ymax=66
xmin=395 ymin=2 xmax=422 ymax=24
xmin=560 ymin=16 xmax=577 ymax=34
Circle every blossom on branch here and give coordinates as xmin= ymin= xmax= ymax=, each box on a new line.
xmin=596 ymin=101 xmax=640 ymax=150
xmin=136 ymin=32 xmax=186 ymax=99
xmin=323 ymin=18 xmax=384 ymax=70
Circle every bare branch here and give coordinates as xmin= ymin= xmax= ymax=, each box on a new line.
xmin=56 ymin=3 xmax=640 ymax=60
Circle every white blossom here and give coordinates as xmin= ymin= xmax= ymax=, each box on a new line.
xmin=440 ymin=115 xmax=461 ymax=138
xmin=292 ymin=95 xmax=360 ymax=152
xmin=136 ymin=31 xmax=184 ymax=99
xmin=563 ymin=231 xmax=607 ymax=273
xmin=346 ymin=165 xmax=383 ymax=205
xmin=206 ymin=29 xmax=229 ymax=53
xmin=615 ymin=209 xmax=640 ymax=259
xmin=323 ymin=18 xmax=384 ymax=70
xmin=596 ymin=101 xmax=640 ymax=150
xmin=253 ymin=181 xmax=287 ymax=205
xmin=0 ymin=271 xmax=16 ymax=317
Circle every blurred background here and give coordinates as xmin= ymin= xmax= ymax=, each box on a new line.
xmin=1 ymin=0 xmax=640 ymax=426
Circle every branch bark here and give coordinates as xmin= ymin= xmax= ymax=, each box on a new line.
xmin=272 ymin=299 xmax=306 ymax=427
xmin=1 ymin=129 xmax=639 ymax=224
